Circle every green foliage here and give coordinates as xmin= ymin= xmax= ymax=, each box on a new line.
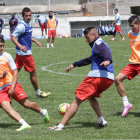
xmin=1 ymin=36 xmax=140 ymax=140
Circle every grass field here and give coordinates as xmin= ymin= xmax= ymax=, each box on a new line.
xmin=1 ymin=35 xmax=140 ymax=140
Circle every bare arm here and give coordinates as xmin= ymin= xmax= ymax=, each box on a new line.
xmin=32 ymin=38 xmax=41 ymax=48
xmin=11 ymin=35 xmax=27 ymax=52
xmin=8 ymin=69 xmax=18 ymax=96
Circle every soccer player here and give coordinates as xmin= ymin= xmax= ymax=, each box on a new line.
xmin=46 ymin=11 xmax=58 ymax=48
xmin=48 ymin=27 xmax=114 ymax=131
xmin=10 ymin=7 xmax=51 ymax=97
xmin=114 ymin=15 xmax=140 ymax=117
xmin=0 ymin=18 xmax=4 ymax=35
xmin=0 ymin=36 xmax=50 ymax=131
xmin=9 ymin=14 xmax=18 ymax=34
xmin=37 ymin=15 xmax=47 ymax=37
xmin=110 ymin=8 xmax=125 ymax=41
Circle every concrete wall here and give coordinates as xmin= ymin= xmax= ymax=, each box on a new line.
xmin=2 ymin=15 xmax=131 ymax=40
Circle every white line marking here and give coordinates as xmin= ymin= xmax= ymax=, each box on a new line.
xmin=41 ymin=61 xmax=86 ymax=77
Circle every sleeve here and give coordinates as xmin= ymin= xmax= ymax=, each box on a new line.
xmin=12 ymin=23 xmax=25 ymax=37
xmin=73 ymin=56 xmax=92 ymax=67
xmin=94 ymin=43 xmax=112 ymax=63
xmin=5 ymin=53 xmax=17 ymax=70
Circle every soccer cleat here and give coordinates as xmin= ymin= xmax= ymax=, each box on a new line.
xmin=48 ymin=126 xmax=63 ymax=131
xmin=121 ymin=103 xmax=133 ymax=117
xmin=43 ymin=109 xmax=50 ymax=123
xmin=122 ymin=38 xmax=125 ymax=41
xmin=98 ymin=120 xmax=107 ymax=127
xmin=47 ymin=45 xmax=49 ymax=48
xmin=38 ymin=91 xmax=51 ymax=98
xmin=16 ymin=125 xmax=31 ymax=132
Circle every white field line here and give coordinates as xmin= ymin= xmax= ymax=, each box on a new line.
xmin=41 ymin=61 xmax=86 ymax=77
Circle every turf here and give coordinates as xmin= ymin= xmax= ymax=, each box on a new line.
xmin=0 ymin=35 xmax=140 ymax=140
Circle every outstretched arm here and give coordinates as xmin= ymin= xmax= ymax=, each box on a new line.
xmin=32 ymin=38 xmax=41 ymax=48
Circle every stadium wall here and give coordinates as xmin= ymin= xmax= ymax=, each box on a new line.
xmin=2 ymin=15 xmax=131 ymax=40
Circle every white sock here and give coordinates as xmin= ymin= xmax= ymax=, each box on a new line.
xmin=98 ymin=116 xmax=104 ymax=122
xmin=47 ymin=43 xmax=49 ymax=47
xmin=112 ymin=38 xmax=115 ymax=40
xmin=19 ymin=119 xmax=29 ymax=126
xmin=51 ymin=43 xmax=54 ymax=47
xmin=57 ymin=123 xmax=64 ymax=129
xmin=40 ymin=109 xmax=46 ymax=117
xmin=122 ymin=96 xmax=129 ymax=106
xmin=36 ymin=89 xmax=41 ymax=96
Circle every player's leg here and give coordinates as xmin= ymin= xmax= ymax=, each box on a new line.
xmin=47 ymin=30 xmax=51 ymax=48
xmin=0 ymin=101 xmax=31 ymax=131
xmin=48 ymin=97 xmax=82 ymax=130
xmin=18 ymin=98 xmax=50 ymax=123
xmin=114 ymin=72 xmax=133 ymax=117
xmin=51 ymin=29 xmax=56 ymax=47
xmin=88 ymin=97 xmax=107 ymax=127
xmin=23 ymin=55 xmax=51 ymax=97
xmin=119 ymin=32 xmax=125 ymax=40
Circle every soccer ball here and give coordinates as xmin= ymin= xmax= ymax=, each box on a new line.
xmin=58 ymin=103 xmax=70 ymax=116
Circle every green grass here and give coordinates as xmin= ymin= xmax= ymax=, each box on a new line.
xmin=1 ymin=35 xmax=140 ymax=140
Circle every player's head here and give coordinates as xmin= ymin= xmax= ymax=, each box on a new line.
xmin=12 ymin=14 xmax=15 ymax=19
xmin=0 ymin=35 xmax=5 ymax=54
xmin=114 ymin=8 xmax=118 ymax=14
xmin=84 ymin=27 xmax=99 ymax=43
xmin=128 ymin=15 xmax=139 ymax=33
xmin=49 ymin=11 xmax=53 ymax=18
xmin=22 ymin=7 xmax=32 ymax=23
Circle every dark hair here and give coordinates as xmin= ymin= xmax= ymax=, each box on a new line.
xmin=114 ymin=8 xmax=118 ymax=12
xmin=0 ymin=35 xmax=5 ymax=43
xmin=22 ymin=7 xmax=31 ymax=16
xmin=49 ymin=11 xmax=53 ymax=13
xmin=128 ymin=15 xmax=139 ymax=24
xmin=84 ymin=27 xmax=96 ymax=35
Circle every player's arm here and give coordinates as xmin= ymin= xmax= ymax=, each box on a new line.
xmin=6 ymin=53 xmax=18 ymax=96
xmin=65 ymin=56 xmax=92 ymax=72
xmin=94 ymin=43 xmax=112 ymax=67
xmin=11 ymin=24 xmax=27 ymax=52
xmin=32 ymin=38 xmax=41 ymax=48
xmin=8 ymin=69 xmax=18 ymax=96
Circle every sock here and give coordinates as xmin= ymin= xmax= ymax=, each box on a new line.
xmin=47 ymin=43 xmax=49 ymax=47
xmin=40 ymin=109 xmax=46 ymax=117
xmin=122 ymin=96 xmax=129 ymax=106
xmin=51 ymin=43 xmax=54 ymax=47
xmin=112 ymin=38 xmax=115 ymax=40
xmin=19 ymin=119 xmax=29 ymax=126
xmin=98 ymin=116 xmax=104 ymax=122
xmin=57 ymin=123 xmax=64 ymax=129
xmin=36 ymin=89 xmax=41 ymax=96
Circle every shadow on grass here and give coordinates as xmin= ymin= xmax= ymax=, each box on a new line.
xmin=66 ymin=121 xmax=106 ymax=130
xmin=0 ymin=123 xmax=19 ymax=128
xmin=0 ymin=122 xmax=43 ymax=128
xmin=114 ymin=111 xmax=140 ymax=117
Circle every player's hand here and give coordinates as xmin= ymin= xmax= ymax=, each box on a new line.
xmin=8 ymin=87 xmax=14 ymax=96
xmin=65 ymin=64 xmax=74 ymax=72
xmin=3 ymin=70 xmax=8 ymax=78
xmin=36 ymin=41 xmax=41 ymax=48
xmin=100 ymin=61 xmax=110 ymax=67
xmin=20 ymin=45 xmax=27 ymax=52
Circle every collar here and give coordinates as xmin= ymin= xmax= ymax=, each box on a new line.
xmin=89 ymin=37 xmax=100 ymax=48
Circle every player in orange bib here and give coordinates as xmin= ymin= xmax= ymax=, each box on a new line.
xmin=0 ymin=36 xmax=50 ymax=131
xmin=46 ymin=11 xmax=58 ymax=48
xmin=114 ymin=15 xmax=140 ymax=117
